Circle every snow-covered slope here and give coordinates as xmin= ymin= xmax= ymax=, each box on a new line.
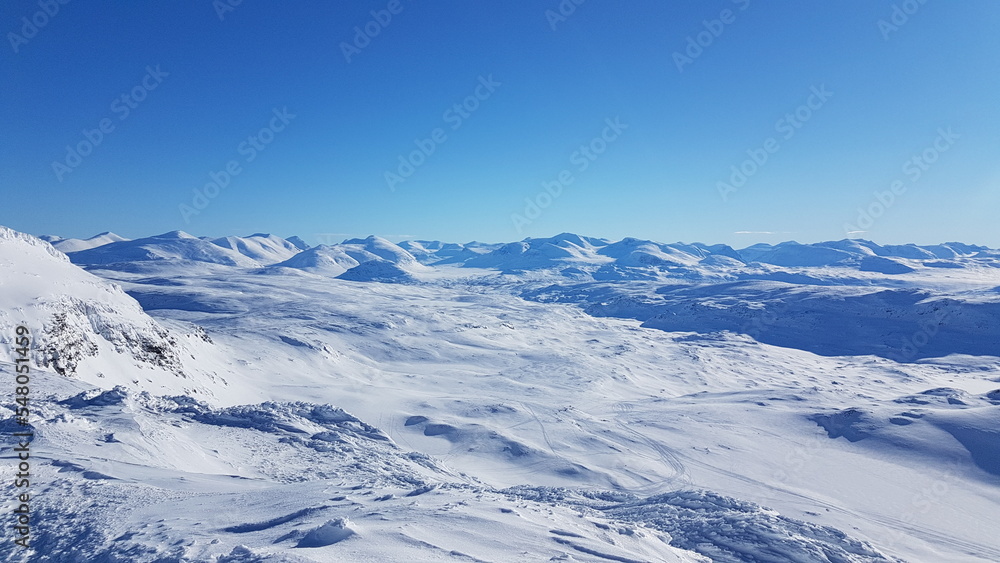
xmin=0 ymin=227 xmax=228 ymax=397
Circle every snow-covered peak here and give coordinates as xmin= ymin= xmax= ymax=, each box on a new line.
xmin=68 ymin=232 xmax=262 ymax=267
xmin=274 ymin=236 xmax=427 ymax=279
xmin=152 ymin=230 xmax=197 ymax=239
xmin=286 ymin=235 xmax=310 ymax=250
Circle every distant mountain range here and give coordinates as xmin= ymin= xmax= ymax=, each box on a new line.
xmin=42 ymin=229 xmax=1000 ymax=281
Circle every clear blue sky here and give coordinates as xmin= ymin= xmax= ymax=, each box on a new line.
xmin=2 ymin=1 xmax=998 ymax=247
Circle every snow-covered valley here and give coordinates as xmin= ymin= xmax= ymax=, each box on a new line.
xmin=2 ymin=227 xmax=998 ymax=562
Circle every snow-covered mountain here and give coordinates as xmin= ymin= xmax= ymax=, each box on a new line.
xmin=273 ymin=235 xmax=429 ymax=279
xmin=46 ymin=231 xmax=130 ymax=253
xmin=340 ymin=234 xmax=421 ymax=265
xmin=68 ymin=230 xmax=262 ymax=267
xmin=62 ymin=231 xmax=313 ymax=268
xmin=208 ymin=233 xmax=304 ymax=265
xmin=462 ymin=233 xmax=611 ymax=271
xmin=398 ymin=239 xmax=500 ymax=265
xmin=3 ymin=225 xmax=1000 ymax=562
xmin=50 ymin=228 xmax=1000 ymax=281
xmin=272 ymin=244 xmax=362 ymax=276
xmin=285 ymin=235 xmax=311 ymax=250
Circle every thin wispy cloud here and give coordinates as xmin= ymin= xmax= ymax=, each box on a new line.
xmin=733 ymin=231 xmax=793 ymax=235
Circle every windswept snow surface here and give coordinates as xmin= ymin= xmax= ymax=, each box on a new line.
xmin=3 ymin=227 xmax=1000 ymax=562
